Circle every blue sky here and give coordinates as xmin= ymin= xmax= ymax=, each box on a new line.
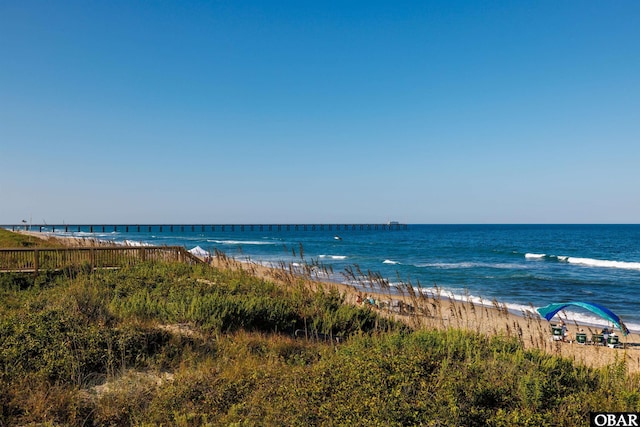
xmin=1 ymin=1 xmax=639 ymax=224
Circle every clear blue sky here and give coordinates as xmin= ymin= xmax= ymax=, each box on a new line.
xmin=1 ymin=1 xmax=639 ymax=224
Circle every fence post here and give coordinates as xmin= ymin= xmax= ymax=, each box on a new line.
xmin=90 ymin=248 xmax=95 ymax=270
xmin=33 ymin=249 xmax=39 ymax=274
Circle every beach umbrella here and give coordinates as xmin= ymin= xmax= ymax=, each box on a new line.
xmin=536 ymin=302 xmax=630 ymax=336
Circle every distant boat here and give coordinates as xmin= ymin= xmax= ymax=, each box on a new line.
xmin=388 ymin=221 xmax=399 ymax=226
xmin=334 ymin=235 xmax=342 ymax=241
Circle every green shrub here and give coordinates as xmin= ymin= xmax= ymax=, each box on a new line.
xmin=2 ymin=260 xmax=640 ymax=426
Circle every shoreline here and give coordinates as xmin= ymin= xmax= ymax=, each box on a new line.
xmin=211 ymin=252 xmax=640 ymax=374
xmin=15 ymin=230 xmax=640 ymax=374
xmin=16 ymin=229 xmax=640 ymax=333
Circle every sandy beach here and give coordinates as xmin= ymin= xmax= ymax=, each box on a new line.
xmin=211 ymin=252 xmax=640 ymax=374
xmin=17 ymin=230 xmax=640 ymax=374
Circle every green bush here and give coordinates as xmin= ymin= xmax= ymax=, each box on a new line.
xmin=2 ymin=260 xmax=640 ymax=426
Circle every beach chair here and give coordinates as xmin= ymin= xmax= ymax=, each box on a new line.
xmin=607 ymin=334 xmax=619 ymax=348
xmin=551 ymin=326 xmax=564 ymax=341
xmin=591 ymin=333 xmax=604 ymax=345
xmin=390 ymin=299 xmax=403 ymax=314
xmin=576 ymin=333 xmax=587 ymax=345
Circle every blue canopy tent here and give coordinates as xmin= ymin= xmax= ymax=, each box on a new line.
xmin=537 ymin=302 xmax=630 ymax=336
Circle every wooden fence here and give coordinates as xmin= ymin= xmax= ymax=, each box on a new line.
xmin=0 ymin=246 xmax=204 ymax=274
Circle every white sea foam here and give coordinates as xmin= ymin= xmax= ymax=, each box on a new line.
xmin=120 ymin=239 xmax=153 ymax=247
xmin=564 ymin=257 xmax=640 ymax=271
xmin=525 ymin=253 xmax=546 ymax=259
xmin=526 ymin=252 xmax=640 ymax=271
xmin=58 ymin=230 xmax=120 ymax=237
xmin=383 ymin=260 xmax=400 ymax=265
xmin=65 ymin=231 xmax=94 ymax=237
xmin=207 ymin=239 xmax=276 ymax=245
xmin=319 ymin=255 xmax=347 ymax=260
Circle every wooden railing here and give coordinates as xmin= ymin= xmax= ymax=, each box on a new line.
xmin=0 ymin=246 xmax=204 ymax=273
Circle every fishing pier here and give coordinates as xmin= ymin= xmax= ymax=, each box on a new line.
xmin=2 ymin=223 xmax=408 ymax=233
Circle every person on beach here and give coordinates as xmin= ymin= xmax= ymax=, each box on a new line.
xmin=561 ymin=320 xmax=568 ymax=341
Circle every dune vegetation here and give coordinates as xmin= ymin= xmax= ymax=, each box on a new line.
xmin=0 ymin=228 xmax=53 ymax=247
xmin=1 ymin=230 xmax=640 ymax=426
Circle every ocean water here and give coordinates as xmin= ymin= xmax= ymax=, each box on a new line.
xmin=37 ymin=224 xmax=640 ymax=333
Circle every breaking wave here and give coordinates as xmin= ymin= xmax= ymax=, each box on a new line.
xmin=207 ymin=240 xmax=277 ymax=245
xmin=525 ymin=253 xmax=640 ymax=271
xmin=319 ymin=255 xmax=348 ymax=260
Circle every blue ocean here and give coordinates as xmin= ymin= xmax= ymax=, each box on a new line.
xmin=43 ymin=224 xmax=640 ymax=332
